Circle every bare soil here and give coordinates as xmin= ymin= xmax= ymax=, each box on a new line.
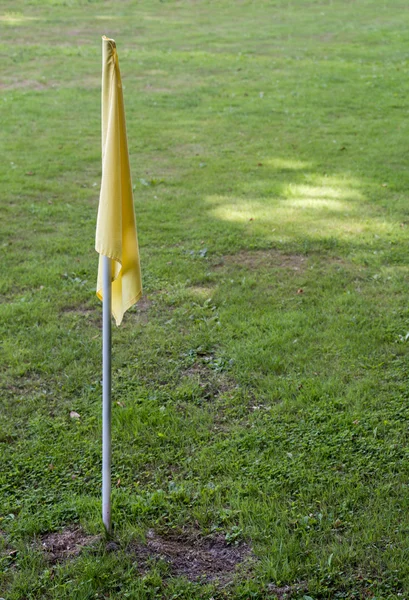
xmin=40 ymin=528 xmax=100 ymax=563
xmin=217 ymin=249 xmax=308 ymax=272
xmin=130 ymin=529 xmax=253 ymax=583
xmin=0 ymin=79 xmax=58 ymax=91
xmin=182 ymin=361 xmax=235 ymax=401
xmin=126 ymin=295 xmax=154 ymax=324
xmin=267 ymin=582 xmax=308 ymax=599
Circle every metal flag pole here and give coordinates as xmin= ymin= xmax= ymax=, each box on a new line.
xmin=102 ymin=255 xmax=112 ymax=535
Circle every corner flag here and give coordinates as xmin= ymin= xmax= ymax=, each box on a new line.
xmin=96 ymin=36 xmax=142 ymax=534
xmin=96 ymin=36 xmax=142 ymax=326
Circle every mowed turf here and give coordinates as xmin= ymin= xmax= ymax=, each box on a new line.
xmin=2 ymin=0 xmax=409 ymax=598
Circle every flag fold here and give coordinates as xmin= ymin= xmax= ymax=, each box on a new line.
xmin=96 ymin=36 xmax=142 ymax=326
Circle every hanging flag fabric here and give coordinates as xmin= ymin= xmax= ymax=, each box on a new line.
xmin=96 ymin=36 xmax=142 ymax=326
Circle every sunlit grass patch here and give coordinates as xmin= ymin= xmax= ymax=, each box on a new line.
xmin=263 ymin=157 xmax=313 ymax=172
xmin=206 ymin=176 xmax=399 ymax=251
xmin=0 ymin=13 xmax=40 ymax=25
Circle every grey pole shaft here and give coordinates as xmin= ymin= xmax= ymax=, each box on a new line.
xmin=102 ymin=255 xmax=112 ymax=535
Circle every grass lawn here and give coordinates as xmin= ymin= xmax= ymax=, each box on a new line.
xmin=2 ymin=0 xmax=409 ymax=597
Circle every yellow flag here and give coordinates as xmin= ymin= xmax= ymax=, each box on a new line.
xmin=96 ymin=36 xmax=142 ymax=326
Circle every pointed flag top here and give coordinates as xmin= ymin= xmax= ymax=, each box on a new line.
xmin=96 ymin=36 xmax=142 ymax=326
